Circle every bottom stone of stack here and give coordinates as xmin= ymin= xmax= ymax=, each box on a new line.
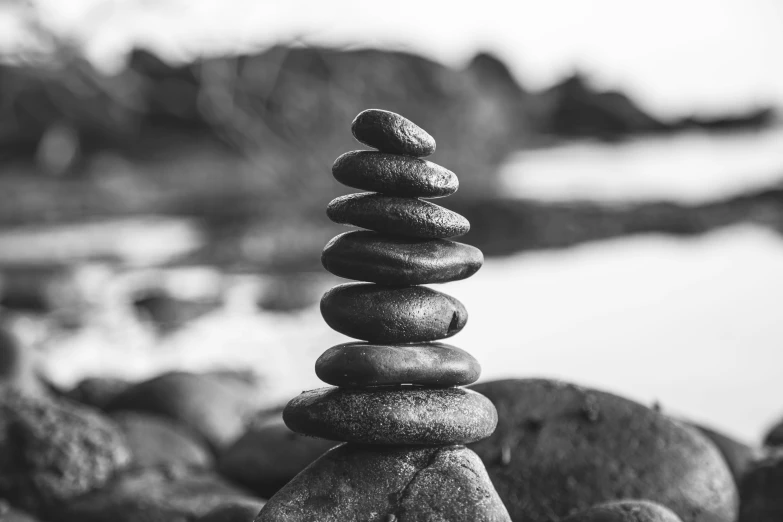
xmin=256 ymin=443 xmax=511 ymax=522
xmin=283 ymin=386 xmax=497 ymax=445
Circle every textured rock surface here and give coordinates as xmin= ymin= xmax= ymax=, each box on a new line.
xmin=562 ymin=500 xmax=683 ymax=522
xmin=332 ymin=151 xmax=456 ymax=198
xmin=112 ymin=411 xmax=214 ymax=470
xmin=320 ymin=283 xmax=467 ymax=343
xmin=0 ymin=390 xmax=131 ymax=514
xmin=689 ymin=422 xmax=759 ymax=484
xmin=284 ymin=386 xmax=497 ymax=445
xmin=218 ymin=418 xmax=336 ymax=498
xmin=257 ymin=443 xmax=511 ymax=522
xmin=57 ymin=468 xmax=263 ymax=522
xmin=327 ymin=193 xmax=470 ymax=238
xmin=316 ymin=341 xmax=481 ymax=387
xmin=468 ymin=379 xmax=738 ymax=522
xmin=197 ymin=501 xmax=265 ymax=522
xmin=351 ymin=109 xmax=436 ymax=157
xmin=738 ymin=452 xmax=783 ymax=522
xmin=321 ymin=231 xmax=483 ymax=285
xmin=105 ymin=371 xmax=262 ymax=450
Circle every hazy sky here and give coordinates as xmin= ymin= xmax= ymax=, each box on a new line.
xmin=6 ymin=0 xmax=783 ymax=119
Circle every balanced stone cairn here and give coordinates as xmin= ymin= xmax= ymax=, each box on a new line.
xmin=258 ymin=110 xmax=510 ymax=521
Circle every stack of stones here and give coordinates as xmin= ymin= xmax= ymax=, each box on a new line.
xmin=258 ymin=110 xmax=510 ymax=521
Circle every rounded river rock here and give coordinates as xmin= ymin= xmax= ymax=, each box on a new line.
xmin=327 ymin=193 xmax=470 ymax=239
xmin=562 ymin=500 xmax=684 ymax=522
xmin=320 ymin=283 xmax=467 ymax=343
xmin=321 ymin=231 xmax=483 ymax=285
xmin=0 ymin=390 xmax=131 ymax=515
xmin=257 ymin=443 xmax=511 ymax=522
xmin=283 ymin=386 xmax=497 ymax=445
xmin=218 ymin=418 xmax=336 ymax=498
xmin=468 ymin=379 xmax=738 ymax=522
xmin=315 ymin=342 xmax=481 ymax=387
xmin=332 ymin=151 xmax=456 ymax=198
xmin=351 ymin=109 xmax=436 ymax=157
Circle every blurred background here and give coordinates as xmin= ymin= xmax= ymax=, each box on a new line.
xmin=0 ymin=0 xmax=782 ymax=441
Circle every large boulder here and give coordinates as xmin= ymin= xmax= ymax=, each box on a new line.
xmin=561 ymin=500 xmax=683 ymax=521
xmin=468 ymin=379 xmax=738 ymax=522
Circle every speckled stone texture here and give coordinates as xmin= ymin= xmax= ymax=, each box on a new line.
xmin=256 ymin=444 xmax=511 ymax=522
xmin=105 ymin=371 xmax=263 ymax=451
xmin=351 ymin=109 xmax=436 ymax=157
xmin=332 ymin=151 xmax=456 ymax=198
xmin=738 ymin=452 xmax=783 ymax=522
xmin=218 ymin=418 xmax=336 ymax=498
xmin=111 ymin=411 xmax=214 ymax=470
xmin=316 ymin=342 xmax=481 ymax=387
xmin=327 ymin=193 xmax=470 ymax=239
xmin=283 ymin=386 xmax=497 ymax=445
xmin=321 ymin=283 xmax=467 ymax=343
xmin=562 ymin=500 xmax=683 ymax=522
xmin=321 ymin=231 xmax=483 ymax=285
xmin=0 ymin=390 xmax=131 ymax=515
xmin=196 ymin=501 xmax=265 ymax=522
xmin=468 ymin=379 xmax=738 ymax=522
xmin=56 ymin=468 xmax=264 ymax=522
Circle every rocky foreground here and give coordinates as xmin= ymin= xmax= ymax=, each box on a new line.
xmin=1 ymin=323 xmax=783 ymax=521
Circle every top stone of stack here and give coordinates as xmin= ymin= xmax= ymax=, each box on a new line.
xmin=351 ymin=109 xmax=436 ymax=157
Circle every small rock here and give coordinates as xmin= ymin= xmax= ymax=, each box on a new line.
xmin=327 ymin=193 xmax=470 ymax=239
xmin=66 ymin=376 xmax=134 ymax=410
xmin=315 ymin=341 xmax=481 ymax=387
xmin=562 ymin=500 xmax=683 ymax=521
xmin=320 ymin=283 xmax=467 ymax=343
xmin=105 ymin=371 xmax=263 ymax=451
xmin=197 ymin=501 xmax=265 ymax=522
xmin=351 ymin=109 xmax=436 ymax=157
xmin=0 ymin=390 xmax=131 ymax=515
xmin=257 ymin=443 xmax=510 ymax=521
xmin=283 ymin=386 xmax=497 ymax=445
xmin=468 ymin=379 xmax=738 ymax=522
xmin=218 ymin=418 xmax=336 ymax=498
xmin=332 ymin=151 xmax=456 ymax=198
xmin=57 ymin=468 xmax=263 ymax=522
xmin=112 ymin=412 xmax=214 ymax=470
xmin=321 ymin=231 xmax=483 ymax=285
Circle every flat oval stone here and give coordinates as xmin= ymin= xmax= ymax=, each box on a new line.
xmin=351 ymin=109 xmax=435 ymax=157
xmin=320 ymin=283 xmax=467 ymax=343
xmin=315 ymin=342 xmax=481 ymax=387
xmin=332 ymin=151 xmax=457 ymax=198
xmin=321 ymin=231 xmax=483 ymax=285
xmin=283 ymin=387 xmax=497 ymax=445
xmin=327 ymin=193 xmax=470 ymax=239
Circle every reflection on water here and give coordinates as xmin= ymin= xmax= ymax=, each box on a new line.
xmin=41 ymin=224 xmax=783 ymax=443
xmin=499 ymin=127 xmax=783 ymax=204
